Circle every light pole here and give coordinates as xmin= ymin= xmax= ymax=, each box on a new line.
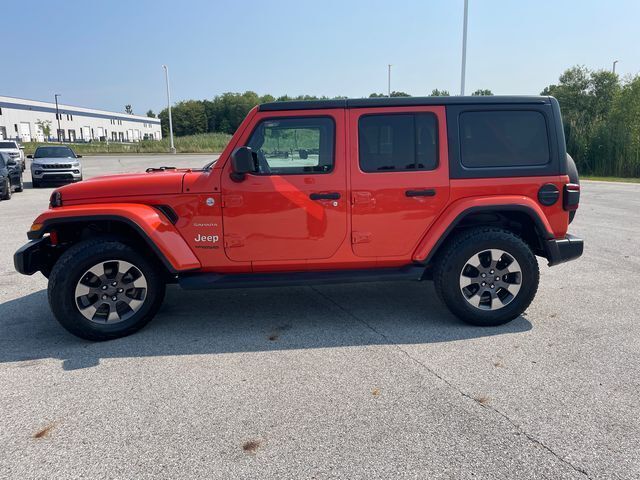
xmin=612 ymin=60 xmax=618 ymax=74
xmin=54 ymin=94 xmax=61 ymax=142
xmin=162 ymin=65 xmax=176 ymax=154
xmin=460 ymin=0 xmax=469 ymax=95
xmin=388 ymin=64 xmax=392 ymax=97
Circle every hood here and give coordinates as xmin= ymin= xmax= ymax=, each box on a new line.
xmin=58 ymin=170 xmax=187 ymax=201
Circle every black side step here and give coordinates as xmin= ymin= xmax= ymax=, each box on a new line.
xmin=178 ymin=265 xmax=426 ymax=290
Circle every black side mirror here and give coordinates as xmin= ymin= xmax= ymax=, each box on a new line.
xmin=27 ymin=155 xmax=33 ymax=159
xmin=76 ymin=155 xmax=83 ymax=158
xmin=230 ymin=146 xmax=256 ymax=182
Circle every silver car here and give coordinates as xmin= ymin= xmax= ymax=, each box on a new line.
xmin=29 ymin=146 xmax=83 ymax=188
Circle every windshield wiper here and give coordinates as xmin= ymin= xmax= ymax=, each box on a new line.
xmin=203 ymin=158 xmax=219 ymax=170
xmin=145 ymin=166 xmax=177 ymax=173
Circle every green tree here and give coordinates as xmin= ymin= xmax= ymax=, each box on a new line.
xmin=471 ymin=89 xmax=493 ymax=96
xmin=159 ymin=100 xmax=207 ymax=137
xmin=36 ymin=119 xmax=52 ymax=140
xmin=125 ymin=104 xmax=134 ymax=114
xmin=429 ymin=89 xmax=450 ymax=96
xmin=146 ymin=110 xmax=156 ymax=118
xmin=541 ymin=65 xmax=640 ymax=177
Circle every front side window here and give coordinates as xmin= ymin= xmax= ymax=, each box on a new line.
xmin=247 ymin=117 xmax=335 ymax=174
xmin=460 ymin=110 xmax=550 ymax=168
xmin=358 ymin=113 xmax=438 ymax=172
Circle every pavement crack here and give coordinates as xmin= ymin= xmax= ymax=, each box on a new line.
xmin=309 ymin=286 xmax=592 ymax=480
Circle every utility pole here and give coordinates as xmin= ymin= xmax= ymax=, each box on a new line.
xmin=162 ymin=65 xmax=176 ymax=154
xmin=612 ymin=60 xmax=618 ymax=74
xmin=388 ymin=64 xmax=392 ymax=97
xmin=460 ymin=0 xmax=469 ymax=96
xmin=54 ymin=94 xmax=61 ymax=142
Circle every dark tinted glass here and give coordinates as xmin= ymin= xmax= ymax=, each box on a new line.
xmin=359 ymin=113 xmax=438 ymax=172
xmin=247 ymin=117 xmax=334 ymax=174
xmin=34 ymin=147 xmax=76 ymax=158
xmin=459 ymin=111 xmax=550 ymax=168
xmin=0 ymin=142 xmax=16 ymax=148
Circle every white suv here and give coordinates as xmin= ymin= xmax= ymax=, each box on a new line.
xmin=0 ymin=141 xmax=25 ymax=172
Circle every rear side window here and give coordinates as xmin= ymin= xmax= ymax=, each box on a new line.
xmin=247 ymin=117 xmax=335 ymax=174
xmin=359 ymin=113 xmax=438 ymax=172
xmin=459 ymin=111 xmax=550 ymax=168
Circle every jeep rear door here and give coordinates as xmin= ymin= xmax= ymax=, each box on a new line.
xmin=348 ymin=106 xmax=450 ymax=258
xmin=220 ymin=110 xmax=348 ymax=263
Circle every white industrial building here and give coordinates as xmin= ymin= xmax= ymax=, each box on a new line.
xmin=0 ymin=95 xmax=162 ymax=143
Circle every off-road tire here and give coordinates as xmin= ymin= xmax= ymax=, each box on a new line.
xmin=48 ymin=239 xmax=166 ymax=341
xmin=433 ymin=227 xmax=539 ymax=326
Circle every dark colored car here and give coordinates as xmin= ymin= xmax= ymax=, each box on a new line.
xmin=0 ymin=152 xmax=24 ymax=200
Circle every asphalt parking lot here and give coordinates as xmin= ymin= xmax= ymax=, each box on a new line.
xmin=1 ymin=154 xmax=639 ymax=479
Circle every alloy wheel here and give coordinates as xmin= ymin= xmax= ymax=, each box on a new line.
xmin=74 ymin=260 xmax=148 ymax=324
xmin=459 ymin=249 xmax=522 ymax=310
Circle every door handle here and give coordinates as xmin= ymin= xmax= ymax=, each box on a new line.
xmin=310 ymin=192 xmax=341 ymax=200
xmin=405 ymin=189 xmax=436 ymax=197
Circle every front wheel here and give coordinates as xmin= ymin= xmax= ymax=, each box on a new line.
xmin=434 ymin=228 xmax=539 ymax=326
xmin=2 ymin=179 xmax=11 ymax=200
xmin=48 ymin=240 xmax=166 ymax=341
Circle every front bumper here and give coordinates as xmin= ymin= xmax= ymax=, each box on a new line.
xmin=31 ymin=168 xmax=82 ymax=182
xmin=14 ymin=237 xmax=51 ymax=275
xmin=546 ymin=234 xmax=584 ymax=266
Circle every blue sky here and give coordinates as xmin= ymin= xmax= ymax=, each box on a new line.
xmin=3 ymin=0 xmax=638 ymax=114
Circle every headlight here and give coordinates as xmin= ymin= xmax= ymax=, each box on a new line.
xmin=32 ymin=163 xmax=41 ymax=168
xmin=49 ymin=191 xmax=63 ymax=208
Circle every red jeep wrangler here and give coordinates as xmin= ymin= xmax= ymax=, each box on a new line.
xmin=15 ymin=96 xmax=582 ymax=341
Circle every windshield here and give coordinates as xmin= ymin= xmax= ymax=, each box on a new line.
xmin=34 ymin=147 xmax=76 ymax=159
xmin=0 ymin=142 xmax=17 ymax=149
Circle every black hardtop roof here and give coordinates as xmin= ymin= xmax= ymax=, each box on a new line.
xmin=258 ymin=95 xmax=551 ymax=112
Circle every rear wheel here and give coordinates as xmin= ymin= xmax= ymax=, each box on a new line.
xmin=48 ymin=240 xmax=166 ymax=341
xmin=14 ymin=174 xmax=24 ymax=192
xmin=434 ymin=228 xmax=539 ymax=326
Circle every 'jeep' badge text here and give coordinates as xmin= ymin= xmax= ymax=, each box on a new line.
xmin=195 ymin=234 xmax=219 ymax=243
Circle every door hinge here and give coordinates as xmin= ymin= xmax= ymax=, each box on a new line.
xmin=352 ymin=231 xmax=372 ymax=244
xmin=224 ymin=234 xmax=244 ymax=248
xmin=221 ymin=195 xmax=243 ymax=208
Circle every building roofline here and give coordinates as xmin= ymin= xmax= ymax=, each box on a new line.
xmin=258 ymin=95 xmax=552 ymax=112
xmin=0 ymin=94 xmax=161 ymax=124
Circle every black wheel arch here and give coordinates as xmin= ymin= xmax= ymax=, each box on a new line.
xmin=29 ymin=215 xmax=180 ymax=280
xmin=420 ymin=205 xmax=555 ymax=269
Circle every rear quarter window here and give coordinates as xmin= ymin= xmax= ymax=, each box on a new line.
xmin=460 ymin=110 xmax=550 ymax=168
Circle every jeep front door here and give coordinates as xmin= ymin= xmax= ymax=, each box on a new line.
xmin=349 ymin=107 xmax=450 ymax=258
xmin=221 ymin=112 xmax=347 ymax=264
